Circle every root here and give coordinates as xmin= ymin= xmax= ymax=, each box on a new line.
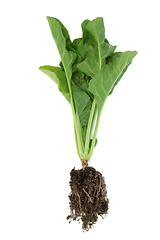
xmin=97 ymin=177 xmax=102 ymax=197
xmin=67 ymin=166 xmax=109 ymax=231
xmin=77 ymin=192 xmax=81 ymax=210
xmin=82 ymin=188 xmax=93 ymax=203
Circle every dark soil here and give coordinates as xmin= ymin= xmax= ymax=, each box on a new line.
xmin=67 ymin=165 xmax=109 ymax=231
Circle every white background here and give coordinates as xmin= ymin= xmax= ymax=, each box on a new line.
xmin=0 ymin=0 xmax=160 ymax=239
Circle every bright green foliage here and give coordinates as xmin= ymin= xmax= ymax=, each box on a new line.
xmin=39 ymin=65 xmax=70 ymax=101
xmin=88 ymin=51 xmax=137 ymax=110
xmin=39 ymin=17 xmax=137 ymax=160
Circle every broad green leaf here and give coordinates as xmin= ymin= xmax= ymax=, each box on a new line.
xmin=88 ymin=51 xmax=137 ymax=110
xmin=72 ymin=84 xmax=90 ymax=116
xmin=52 ymin=17 xmax=77 ymax=54
xmin=72 ymin=71 xmax=84 ymax=85
xmin=106 ymin=52 xmax=132 ymax=95
xmin=53 ymin=18 xmax=71 ymax=47
xmin=71 ymin=20 xmax=91 ymax=57
xmin=77 ymin=17 xmax=116 ymax=77
xmin=39 ymin=65 xmax=70 ymax=101
xmin=72 ymin=84 xmax=92 ymax=142
xmin=86 ymin=17 xmax=115 ymax=66
xmin=72 ymin=55 xmax=83 ymax=73
xmin=77 ymin=51 xmax=97 ymax=77
xmin=79 ymin=99 xmax=92 ymax=143
xmin=72 ymin=38 xmax=83 ymax=57
xmin=109 ymin=61 xmax=131 ymax=95
xmin=81 ymin=19 xmax=91 ymax=44
xmin=47 ymin=17 xmax=77 ymax=80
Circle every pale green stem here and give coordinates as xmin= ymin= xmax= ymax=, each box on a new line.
xmin=76 ymin=112 xmax=84 ymax=151
xmin=84 ymin=99 xmax=96 ymax=156
xmin=90 ymin=105 xmax=98 ymax=139
xmin=85 ymin=110 xmax=102 ymax=161
xmin=74 ymin=124 xmax=81 ymax=158
xmin=71 ymin=102 xmax=84 ymax=157
xmin=64 ymin=71 xmax=84 ymax=157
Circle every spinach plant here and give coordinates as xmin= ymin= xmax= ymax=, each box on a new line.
xmin=39 ymin=16 xmax=137 ymax=231
xmin=39 ymin=17 xmax=137 ymax=162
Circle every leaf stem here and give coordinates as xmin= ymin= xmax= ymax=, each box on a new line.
xmin=63 ymin=69 xmax=84 ymax=157
xmin=70 ymin=95 xmax=84 ymax=157
xmin=84 ymin=99 xmax=96 ymax=156
xmin=74 ymin=124 xmax=81 ymax=158
xmin=76 ymin=112 xmax=84 ymax=151
xmin=85 ymin=110 xmax=102 ymax=161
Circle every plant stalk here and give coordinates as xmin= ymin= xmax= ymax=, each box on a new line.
xmin=64 ymin=71 xmax=84 ymax=158
xmin=84 ymin=99 xmax=96 ymax=156
xmin=85 ymin=110 xmax=102 ymax=161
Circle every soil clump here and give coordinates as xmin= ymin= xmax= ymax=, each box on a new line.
xmin=67 ymin=165 xmax=109 ymax=231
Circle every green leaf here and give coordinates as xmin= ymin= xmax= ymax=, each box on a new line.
xmin=89 ymin=138 xmax=98 ymax=149
xmin=80 ymin=99 xmax=92 ymax=143
xmin=47 ymin=17 xmax=77 ymax=80
xmin=77 ymin=17 xmax=116 ymax=77
xmin=86 ymin=17 xmax=116 ymax=65
xmin=71 ymin=20 xmax=91 ymax=57
xmin=72 ymin=84 xmax=92 ymax=142
xmin=109 ymin=61 xmax=131 ymax=95
xmin=72 ymin=38 xmax=83 ymax=57
xmin=72 ymin=84 xmax=90 ymax=116
xmin=88 ymin=51 xmax=138 ymax=110
xmin=39 ymin=65 xmax=70 ymax=101
xmin=81 ymin=19 xmax=91 ymax=44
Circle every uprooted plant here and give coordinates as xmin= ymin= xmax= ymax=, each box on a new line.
xmin=39 ymin=16 xmax=137 ymax=231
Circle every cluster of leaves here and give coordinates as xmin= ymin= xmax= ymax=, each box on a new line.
xmin=39 ymin=17 xmax=137 ymax=160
